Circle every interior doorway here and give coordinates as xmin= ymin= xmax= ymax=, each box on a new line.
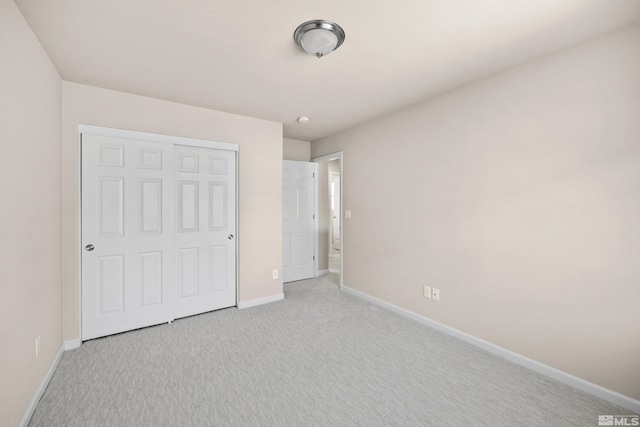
xmin=312 ymin=152 xmax=343 ymax=289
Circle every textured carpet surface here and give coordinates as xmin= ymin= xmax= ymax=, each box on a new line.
xmin=29 ymin=277 xmax=635 ymax=426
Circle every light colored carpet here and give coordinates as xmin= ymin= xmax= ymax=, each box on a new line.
xmin=29 ymin=278 xmax=635 ymax=426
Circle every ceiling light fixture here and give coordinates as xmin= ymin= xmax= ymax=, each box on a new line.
xmin=297 ymin=116 xmax=310 ymax=124
xmin=294 ymin=20 xmax=345 ymax=58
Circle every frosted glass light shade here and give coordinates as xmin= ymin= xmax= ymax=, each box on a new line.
xmin=294 ymin=20 xmax=345 ymax=58
xmin=300 ymin=29 xmax=339 ymax=57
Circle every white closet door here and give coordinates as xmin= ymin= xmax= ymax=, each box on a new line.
xmin=283 ymin=161 xmax=316 ymax=283
xmin=81 ymin=134 xmax=237 ymax=340
xmin=173 ymin=145 xmax=236 ymax=319
xmin=81 ymin=135 xmax=175 ymax=340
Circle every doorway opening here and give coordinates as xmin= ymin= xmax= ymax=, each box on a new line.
xmin=312 ymin=152 xmax=343 ymax=289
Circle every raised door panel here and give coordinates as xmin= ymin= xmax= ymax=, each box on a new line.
xmin=209 ymin=156 xmax=227 ymax=174
xmin=209 ymin=183 xmax=227 ymax=230
xmin=139 ymin=149 xmax=162 ymax=170
xmin=97 ymin=144 xmax=124 ymax=167
xmin=98 ymin=177 xmax=124 ymax=237
xmin=97 ymin=255 xmax=125 ymax=315
xmin=178 ymin=181 xmax=199 ymax=232
xmin=209 ymin=245 xmax=227 ymax=293
xmin=177 ymin=153 xmax=199 ymax=173
xmin=296 ymin=186 xmax=309 ymax=220
xmin=139 ymin=179 xmax=162 ymax=234
xmin=178 ymin=248 xmax=199 ymax=298
xmin=296 ymin=232 xmax=309 ymax=266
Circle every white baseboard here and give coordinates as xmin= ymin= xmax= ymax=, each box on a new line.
xmin=237 ymin=292 xmax=284 ymax=309
xmin=19 ymin=343 xmax=65 ymax=427
xmin=342 ymin=285 xmax=640 ymax=414
xmin=64 ymin=338 xmax=81 ymax=351
xmin=316 ymin=269 xmax=329 ymax=276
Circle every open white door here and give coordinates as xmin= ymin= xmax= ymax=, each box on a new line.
xmin=283 ymin=161 xmax=316 ymax=283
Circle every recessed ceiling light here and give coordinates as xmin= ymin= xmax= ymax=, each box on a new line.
xmin=297 ymin=116 xmax=310 ymax=124
xmin=294 ymin=20 xmax=346 ymax=59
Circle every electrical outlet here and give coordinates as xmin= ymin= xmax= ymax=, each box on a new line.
xmin=432 ymin=288 xmax=440 ymax=302
xmin=423 ymin=286 xmax=431 ymax=299
xmin=35 ymin=336 xmax=40 ymax=358
xmin=345 ymin=209 xmax=352 ymax=219
xmin=272 ymin=269 xmax=279 ymax=280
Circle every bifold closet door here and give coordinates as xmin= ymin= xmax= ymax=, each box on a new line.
xmin=81 ymin=134 xmax=236 ymax=340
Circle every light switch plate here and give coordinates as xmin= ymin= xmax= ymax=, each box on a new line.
xmin=423 ymin=286 xmax=431 ymax=299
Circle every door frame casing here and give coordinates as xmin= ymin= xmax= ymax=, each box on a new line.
xmin=311 ymin=151 xmax=343 ymax=290
xmin=77 ymin=124 xmax=239 ymax=341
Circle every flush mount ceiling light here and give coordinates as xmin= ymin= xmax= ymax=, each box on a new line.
xmin=294 ymin=20 xmax=345 ymax=58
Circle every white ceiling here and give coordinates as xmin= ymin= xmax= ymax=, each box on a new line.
xmin=15 ymin=0 xmax=640 ymax=141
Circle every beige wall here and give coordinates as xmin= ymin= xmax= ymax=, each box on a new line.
xmin=283 ymin=138 xmax=310 ymax=161
xmin=61 ymin=82 xmax=283 ymax=341
xmin=312 ymin=24 xmax=640 ymax=400
xmin=0 ymin=1 xmax=62 ymax=425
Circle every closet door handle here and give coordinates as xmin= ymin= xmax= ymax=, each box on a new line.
xmin=228 ymin=234 xmax=234 ymax=240
xmin=85 ymin=244 xmax=95 ymax=252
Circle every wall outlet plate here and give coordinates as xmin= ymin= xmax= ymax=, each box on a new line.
xmin=272 ymin=269 xmax=279 ymax=280
xmin=432 ymin=288 xmax=440 ymax=301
